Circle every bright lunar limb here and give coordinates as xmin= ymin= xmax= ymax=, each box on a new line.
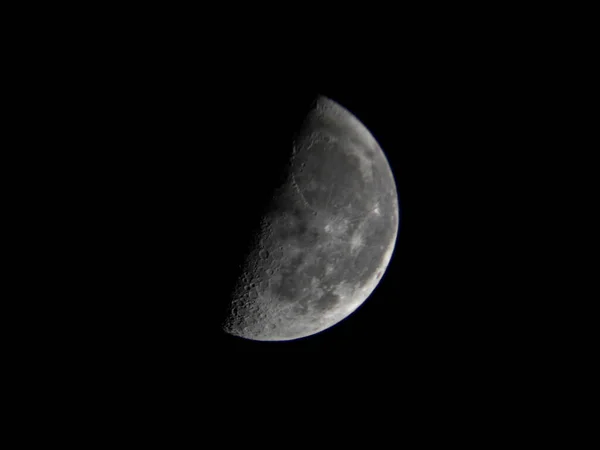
xmin=222 ymin=96 xmax=399 ymax=341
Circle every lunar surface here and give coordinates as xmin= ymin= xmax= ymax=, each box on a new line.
xmin=222 ymin=96 xmax=399 ymax=341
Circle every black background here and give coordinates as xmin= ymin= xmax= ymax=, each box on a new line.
xmin=6 ymin=6 xmax=590 ymax=435
xmin=23 ymin=20 xmax=562 ymax=373
xmin=54 ymin=68 xmax=432 ymax=357
xmin=75 ymin=64 xmax=504 ymax=359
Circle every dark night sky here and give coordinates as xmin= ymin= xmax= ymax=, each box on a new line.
xmin=45 ymin=33 xmax=549 ymax=367
xmin=86 ymin=61 xmax=513 ymax=359
xmin=93 ymin=72 xmax=452 ymax=356
xmin=16 ymin=10 xmax=578 ymax=417
xmin=12 ymin=12 xmax=584 ymax=432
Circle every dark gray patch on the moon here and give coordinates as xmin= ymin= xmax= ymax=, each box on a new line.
xmin=279 ymin=272 xmax=300 ymax=299
xmin=223 ymin=96 xmax=399 ymax=341
xmin=315 ymin=291 xmax=340 ymax=312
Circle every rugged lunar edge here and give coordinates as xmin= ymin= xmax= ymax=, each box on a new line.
xmin=223 ymin=96 xmax=399 ymax=341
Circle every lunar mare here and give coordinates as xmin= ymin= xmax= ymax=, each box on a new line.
xmin=223 ymin=96 xmax=399 ymax=341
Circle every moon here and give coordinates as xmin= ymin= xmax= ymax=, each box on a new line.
xmin=222 ymin=96 xmax=399 ymax=341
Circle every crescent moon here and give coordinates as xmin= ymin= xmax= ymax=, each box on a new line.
xmin=223 ymin=96 xmax=399 ymax=341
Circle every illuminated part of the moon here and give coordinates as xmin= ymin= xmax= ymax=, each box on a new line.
xmin=222 ymin=96 xmax=400 ymax=341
